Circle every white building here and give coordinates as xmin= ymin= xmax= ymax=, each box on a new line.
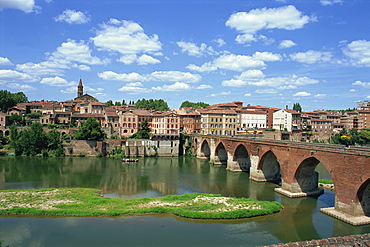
xmin=273 ymin=109 xmax=292 ymax=131
xmin=239 ymin=110 xmax=267 ymax=130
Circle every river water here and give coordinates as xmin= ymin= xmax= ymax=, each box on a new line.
xmin=0 ymin=156 xmax=369 ymax=246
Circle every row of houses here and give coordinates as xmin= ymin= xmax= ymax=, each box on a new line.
xmin=1 ymin=98 xmax=370 ymax=142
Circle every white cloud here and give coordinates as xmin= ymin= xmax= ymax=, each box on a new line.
xmin=152 ymin=82 xmax=191 ymax=92
xmin=118 ymin=54 xmax=160 ymax=65
xmin=0 ymin=0 xmax=37 ymax=13
xmin=196 ymin=84 xmax=213 ymax=89
xmin=213 ymin=54 xmax=266 ymax=71
xmin=235 ymin=34 xmax=256 ymax=44
xmin=40 ymin=76 xmax=76 ymax=87
xmin=343 ymin=40 xmax=370 ymax=67
xmin=118 ymin=85 xmax=153 ymax=94
xmin=352 ymin=80 xmax=370 ymax=88
xmin=98 ymin=70 xmax=201 ymax=83
xmin=16 ymin=39 xmax=108 ymax=76
xmin=186 ymin=62 xmax=217 ymax=72
xmin=320 ymin=0 xmax=343 ymax=6
xmin=252 ymin=51 xmax=281 ymax=61
xmin=137 ymin=54 xmax=161 ymax=65
xmin=222 ymin=72 xmax=319 ymax=89
xmin=55 ymin=9 xmax=90 ymax=24
xmin=150 ymin=71 xmax=201 ymax=83
xmin=0 ymin=57 xmax=13 ymax=65
xmin=314 ymin=94 xmax=326 ymax=98
xmin=226 ymin=5 xmax=311 ymax=36
xmin=177 ymin=41 xmax=217 ymax=57
xmin=350 ymin=89 xmax=356 ymax=92
xmin=255 ymin=89 xmax=278 ymax=94
xmin=278 ymin=40 xmax=297 ymax=49
xmin=213 ymin=38 xmax=226 ymax=47
xmin=1 ymin=82 xmax=36 ymax=91
xmin=0 ymin=69 xmax=39 ymax=83
xmin=61 ymin=86 xmax=78 ymax=94
xmin=91 ymin=19 xmax=162 ymax=55
xmin=244 ymin=93 xmax=252 ymax=96
xmin=98 ymin=71 xmax=146 ymax=82
xmin=293 ymin=91 xmax=311 ymax=97
xmin=290 ymin=50 xmax=333 ymax=64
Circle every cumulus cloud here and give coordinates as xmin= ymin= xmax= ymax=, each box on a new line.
xmin=40 ymin=76 xmax=76 ymax=87
xmin=314 ymin=94 xmax=326 ymax=98
xmin=320 ymin=0 xmax=343 ymax=6
xmin=118 ymin=84 xmax=153 ymax=94
xmin=0 ymin=0 xmax=37 ymax=13
xmin=0 ymin=57 xmax=13 ymax=66
xmin=196 ymin=84 xmax=213 ymax=89
xmin=98 ymin=70 xmax=201 ymax=83
xmin=0 ymin=69 xmax=38 ymax=83
xmin=293 ymin=91 xmax=311 ymax=97
xmin=255 ymin=89 xmax=278 ymax=94
xmin=91 ymin=19 xmax=162 ymax=55
xmin=278 ymin=40 xmax=297 ymax=49
xmin=16 ymin=39 xmax=108 ymax=76
xmin=352 ymin=80 xmax=370 ymax=88
xmin=55 ymin=9 xmax=90 ymax=24
xmin=118 ymin=54 xmax=160 ymax=65
xmin=152 ymin=82 xmax=191 ymax=92
xmin=290 ymin=50 xmax=333 ymax=64
xmin=1 ymin=82 xmax=36 ymax=91
xmin=343 ymin=40 xmax=370 ymax=67
xmin=177 ymin=41 xmax=217 ymax=57
xmin=210 ymin=91 xmax=231 ymax=97
xmin=222 ymin=72 xmax=318 ymax=89
xmin=187 ymin=52 xmax=280 ymax=73
xmin=226 ymin=5 xmax=312 ymax=43
xmin=213 ymin=38 xmax=226 ymax=47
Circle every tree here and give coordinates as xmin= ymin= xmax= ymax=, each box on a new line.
xmin=74 ymin=118 xmax=105 ymax=141
xmin=105 ymin=100 xmax=113 ymax=107
xmin=9 ymin=114 xmax=23 ymax=125
xmin=0 ymin=90 xmax=28 ymax=113
xmin=292 ymin=103 xmax=302 ymax=112
xmin=129 ymin=120 xmax=151 ymax=139
xmin=180 ymin=101 xmax=209 ymax=109
xmin=134 ymin=98 xmax=170 ymax=111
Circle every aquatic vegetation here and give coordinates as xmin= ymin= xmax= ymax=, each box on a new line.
xmin=0 ymin=188 xmax=283 ymax=219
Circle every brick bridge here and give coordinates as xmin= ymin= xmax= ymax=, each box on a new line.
xmin=192 ymin=134 xmax=370 ymax=225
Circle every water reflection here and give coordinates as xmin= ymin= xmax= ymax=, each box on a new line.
xmin=1 ymin=156 xmax=370 ymax=246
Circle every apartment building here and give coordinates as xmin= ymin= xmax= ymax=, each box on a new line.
xmin=239 ymin=109 xmax=267 ymax=130
xmin=151 ymin=111 xmax=180 ymax=135
xmin=198 ymin=107 xmax=238 ymax=135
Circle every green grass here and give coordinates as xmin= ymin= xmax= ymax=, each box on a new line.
xmin=0 ymin=188 xmax=283 ymax=219
xmin=318 ymin=179 xmax=333 ymax=184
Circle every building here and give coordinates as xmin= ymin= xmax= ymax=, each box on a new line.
xmin=198 ymin=107 xmax=238 ymax=135
xmin=273 ymin=109 xmax=293 ymax=131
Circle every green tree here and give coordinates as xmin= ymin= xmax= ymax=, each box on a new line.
xmin=129 ymin=120 xmax=151 ymax=139
xmin=9 ymin=114 xmax=23 ymax=125
xmin=114 ymin=101 xmax=121 ymax=106
xmin=135 ymin=98 xmax=170 ymax=111
xmin=105 ymin=100 xmax=113 ymax=107
xmin=0 ymin=90 xmax=28 ymax=113
xmin=180 ymin=101 xmax=209 ymax=109
xmin=15 ymin=122 xmax=47 ymax=156
xmin=292 ymin=103 xmax=302 ymax=112
xmin=74 ymin=118 xmax=105 ymax=141
xmin=27 ymin=111 xmax=42 ymax=119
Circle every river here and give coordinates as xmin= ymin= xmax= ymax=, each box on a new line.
xmin=0 ymin=156 xmax=369 ymax=246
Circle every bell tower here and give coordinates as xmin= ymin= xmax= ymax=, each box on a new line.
xmin=77 ymin=78 xmax=83 ymax=98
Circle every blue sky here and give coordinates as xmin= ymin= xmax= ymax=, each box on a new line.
xmin=0 ymin=0 xmax=369 ymax=111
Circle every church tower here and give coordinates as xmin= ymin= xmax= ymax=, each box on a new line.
xmin=77 ymin=79 xmax=83 ymax=98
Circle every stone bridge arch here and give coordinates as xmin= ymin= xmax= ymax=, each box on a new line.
xmin=357 ymin=178 xmax=370 ymax=217
xmin=232 ymin=144 xmax=250 ymax=172
xmin=199 ymin=139 xmax=210 ymax=159
xmin=214 ymin=141 xmax=227 ymax=165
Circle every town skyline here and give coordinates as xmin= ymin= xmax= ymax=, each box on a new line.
xmin=0 ymin=0 xmax=369 ymax=111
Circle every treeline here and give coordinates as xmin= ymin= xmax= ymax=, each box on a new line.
xmin=10 ymin=122 xmax=64 ymax=156
xmin=8 ymin=118 xmax=105 ymax=156
xmin=331 ymin=128 xmax=370 ymax=146
xmin=134 ymin=99 xmax=170 ymax=111
xmin=180 ymin=101 xmax=209 ymax=109
xmin=0 ymin=90 xmax=28 ymax=113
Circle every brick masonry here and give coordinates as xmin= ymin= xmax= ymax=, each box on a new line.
xmin=261 ymin=233 xmax=370 ymax=247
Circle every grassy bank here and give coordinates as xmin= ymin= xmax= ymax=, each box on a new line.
xmin=0 ymin=188 xmax=283 ymax=219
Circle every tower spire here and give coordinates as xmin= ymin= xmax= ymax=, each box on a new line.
xmin=77 ymin=78 xmax=83 ymax=98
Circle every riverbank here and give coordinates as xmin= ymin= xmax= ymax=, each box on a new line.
xmin=0 ymin=188 xmax=283 ymax=219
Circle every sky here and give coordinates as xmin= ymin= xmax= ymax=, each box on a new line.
xmin=0 ymin=0 xmax=369 ymax=111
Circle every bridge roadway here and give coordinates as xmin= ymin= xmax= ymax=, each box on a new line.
xmin=191 ymin=134 xmax=370 ymax=226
